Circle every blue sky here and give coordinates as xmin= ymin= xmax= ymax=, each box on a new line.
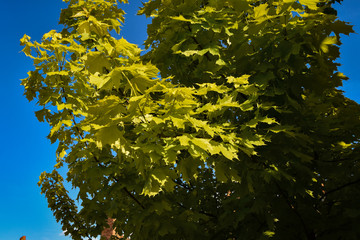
xmin=0 ymin=1 xmax=359 ymax=240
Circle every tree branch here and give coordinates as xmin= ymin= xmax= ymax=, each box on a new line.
xmin=321 ymin=178 xmax=360 ymax=200
xmin=175 ymin=201 xmax=216 ymax=218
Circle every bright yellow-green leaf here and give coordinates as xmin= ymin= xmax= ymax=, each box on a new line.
xmin=218 ymin=144 xmax=238 ymax=160
xmin=186 ymin=116 xmax=217 ymax=137
xmin=94 ymin=124 xmax=123 ymax=149
xmin=227 ymin=75 xmax=250 ymax=87
xmin=191 ymin=138 xmax=218 ymax=155
xmin=179 ymin=50 xmax=199 ymax=56
xmin=264 ymin=231 xmax=275 ymax=237
xmin=57 ymin=103 xmax=73 ymax=111
xmin=59 ymin=149 xmax=67 ymax=159
xmin=89 ymin=73 xmax=109 ymax=89
xmin=260 ymin=117 xmax=277 ymax=125
xmin=170 ymin=15 xmax=193 ymax=22
xmin=216 ymin=58 xmax=226 ymax=65
xmin=170 ymin=117 xmax=186 ymax=129
xmin=50 ymin=120 xmax=73 ymax=136
xmin=20 ymin=34 xmax=31 ymax=46
xmin=338 ymin=141 xmax=352 ymax=148
xmin=299 ymin=0 xmax=320 ymax=10
xmin=320 ymin=36 xmax=337 ymax=53
xmin=306 ymin=189 xmax=315 ymax=198
xmin=178 ymin=135 xmax=191 ymax=146
xmin=253 ymin=3 xmax=269 ymax=23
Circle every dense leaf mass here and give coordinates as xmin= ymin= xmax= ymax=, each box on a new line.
xmin=21 ymin=0 xmax=360 ymax=239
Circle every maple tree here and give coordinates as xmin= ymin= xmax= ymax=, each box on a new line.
xmin=21 ymin=0 xmax=360 ymax=239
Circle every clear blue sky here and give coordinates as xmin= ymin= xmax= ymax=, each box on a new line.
xmin=0 ymin=1 xmax=359 ymax=240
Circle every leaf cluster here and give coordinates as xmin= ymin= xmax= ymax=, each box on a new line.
xmin=21 ymin=0 xmax=360 ymax=239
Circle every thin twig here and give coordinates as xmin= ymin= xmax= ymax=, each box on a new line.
xmin=176 ymin=201 xmax=216 ymax=218
xmin=320 ymin=178 xmax=360 ymax=201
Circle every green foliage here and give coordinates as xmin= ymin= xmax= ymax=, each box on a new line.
xmin=21 ymin=0 xmax=360 ymax=239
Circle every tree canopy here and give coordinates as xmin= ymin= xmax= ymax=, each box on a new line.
xmin=21 ymin=0 xmax=360 ymax=239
